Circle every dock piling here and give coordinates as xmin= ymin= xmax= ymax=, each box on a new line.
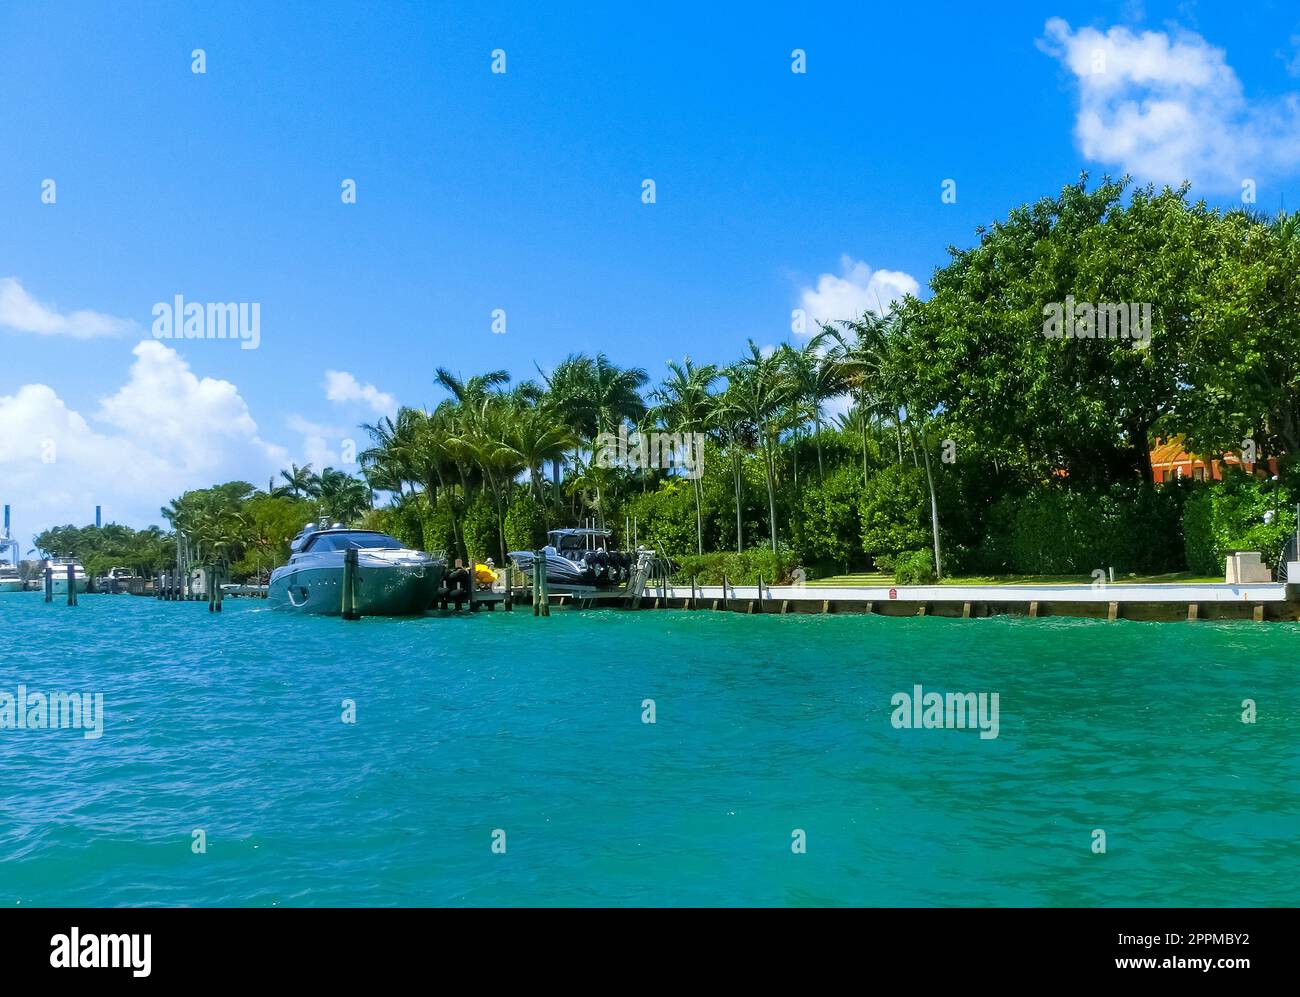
xmin=539 ymin=550 xmax=550 ymax=617
xmin=44 ymin=565 xmax=53 ymax=602
xmin=66 ymin=564 xmax=77 ymax=606
xmin=341 ymin=547 xmax=360 ymax=620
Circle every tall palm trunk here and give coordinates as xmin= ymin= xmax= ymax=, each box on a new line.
xmin=693 ymin=474 xmax=704 ymax=555
xmin=814 ymin=411 xmax=824 ymax=480
xmin=919 ymin=426 xmax=943 ymax=579
xmin=763 ymin=435 xmax=779 ymax=556
xmin=732 ymin=448 xmax=744 ymax=553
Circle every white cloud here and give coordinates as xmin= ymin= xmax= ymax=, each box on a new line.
xmin=0 ymin=341 xmax=287 ymax=546
xmin=286 ymin=414 xmax=354 ymax=470
xmin=324 ymin=370 xmax=396 ymax=417
xmin=797 ymin=256 xmax=920 ymax=330
xmin=1039 ymin=18 xmax=1300 ymax=191
xmin=0 ymin=277 xmax=134 ymax=338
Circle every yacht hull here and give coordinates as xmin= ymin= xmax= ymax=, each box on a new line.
xmin=0 ymin=580 xmax=25 ymax=593
xmin=49 ymin=578 xmax=89 ymax=595
xmin=268 ymin=561 xmax=443 ymax=616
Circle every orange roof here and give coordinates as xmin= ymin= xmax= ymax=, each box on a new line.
xmin=1150 ymin=434 xmax=1257 ymax=470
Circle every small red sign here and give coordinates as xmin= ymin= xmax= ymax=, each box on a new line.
xmin=888 ymin=587 xmax=897 ymax=600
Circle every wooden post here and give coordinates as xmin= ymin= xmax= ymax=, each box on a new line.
xmin=962 ymin=601 xmax=971 ymax=619
xmin=342 ymin=547 xmax=360 ymax=620
xmin=208 ymin=566 xmax=216 ymax=612
xmin=155 ymin=571 xmax=162 ymax=599
xmin=532 ymin=553 xmax=540 ymax=617
xmin=722 ymin=574 xmax=729 ymax=612
xmin=1186 ymin=603 xmax=1199 ymax=622
xmin=215 ymin=567 xmax=224 ymax=613
xmin=66 ymin=564 xmax=77 ymax=606
xmin=757 ymin=574 xmax=765 ymax=614
xmin=1028 ymin=600 xmax=1038 ymax=618
xmin=1107 ymin=601 xmax=1119 ymax=622
xmin=44 ymin=565 xmax=53 ymax=602
xmin=503 ymin=562 xmax=513 ymax=612
xmin=690 ymin=575 xmax=697 ymax=610
xmin=539 ymin=550 xmax=550 ymax=617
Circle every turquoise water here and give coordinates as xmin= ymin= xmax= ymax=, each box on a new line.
xmin=1 ymin=591 xmax=1298 ymax=907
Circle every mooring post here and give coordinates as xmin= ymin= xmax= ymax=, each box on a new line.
xmin=532 ymin=552 xmax=540 ymax=617
xmin=208 ymin=566 xmax=216 ymax=613
xmin=757 ymin=574 xmax=765 ymax=613
xmin=539 ymin=550 xmax=550 ymax=617
xmin=44 ymin=565 xmax=53 ymax=602
xmin=721 ymin=573 xmax=729 ymax=612
xmin=215 ymin=567 xmax=224 ymax=612
xmin=66 ymin=564 xmax=77 ymax=606
xmin=503 ymin=562 xmax=513 ymax=612
xmin=690 ymin=575 xmax=697 ymax=610
xmin=342 ymin=547 xmax=360 ymax=620
xmin=155 ymin=571 xmax=162 ymax=600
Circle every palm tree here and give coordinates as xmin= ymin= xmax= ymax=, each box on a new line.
xmin=651 ymin=357 xmax=718 ymax=554
xmin=316 ymin=468 xmax=372 ymax=525
xmin=826 ymin=312 xmax=894 ymax=483
xmin=721 ymin=341 xmax=791 ymax=556
xmin=780 ymin=331 xmax=845 ymax=480
xmin=277 ymin=463 xmax=319 ymax=498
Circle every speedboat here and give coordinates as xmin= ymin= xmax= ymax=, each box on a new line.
xmin=268 ymin=523 xmax=444 ymax=615
xmin=46 ymin=558 xmax=88 ymax=595
xmin=0 ymin=562 xmax=23 ymax=593
xmin=509 ymin=528 xmax=638 ymax=590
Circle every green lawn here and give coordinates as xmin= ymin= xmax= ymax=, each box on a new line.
xmin=806 ymin=571 xmax=1223 ymax=587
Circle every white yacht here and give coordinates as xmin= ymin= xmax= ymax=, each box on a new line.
xmin=0 ymin=562 xmax=23 ymax=593
xmin=46 ymin=558 xmax=89 ymax=595
xmin=268 ymin=522 xmax=444 ymax=615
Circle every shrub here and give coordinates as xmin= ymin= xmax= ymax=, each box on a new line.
xmin=1182 ymin=473 xmax=1294 ymax=575
xmin=893 ymin=548 xmax=936 ymax=585
xmin=971 ymin=482 xmax=1188 ymax=576
xmin=504 ymin=492 xmax=547 ymax=552
xmin=462 ymin=494 xmax=500 ymax=564
xmin=421 ymin=496 xmax=460 ymax=557
xmin=671 ymin=548 xmax=796 ymax=585
xmin=860 ymin=464 xmax=930 ymax=559
xmin=624 ymin=480 xmax=698 ymax=555
xmin=790 ymin=463 xmax=865 ymax=572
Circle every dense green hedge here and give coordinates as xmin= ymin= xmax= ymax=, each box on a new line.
xmin=1181 ymin=473 xmax=1293 ymax=574
xmin=968 ymin=482 xmax=1188 ymax=575
xmin=860 ymin=464 xmax=930 ymax=564
xmin=462 ymin=494 xmax=500 ymax=563
xmin=670 ymin=548 xmax=796 ymax=585
xmin=789 ymin=463 xmax=864 ymax=574
xmin=893 ymin=548 xmax=936 ymax=585
xmin=504 ymin=493 xmax=547 ymax=552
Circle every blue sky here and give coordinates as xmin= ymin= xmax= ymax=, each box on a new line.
xmin=4 ymin=0 xmax=1300 ymax=550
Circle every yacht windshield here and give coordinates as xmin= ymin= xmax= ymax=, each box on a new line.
xmin=305 ymin=533 xmax=407 ymax=553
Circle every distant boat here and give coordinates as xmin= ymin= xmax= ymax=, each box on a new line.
xmin=268 ymin=522 xmax=444 ymax=615
xmin=0 ymin=562 xmax=23 ymax=593
xmin=46 ymin=558 xmax=88 ymax=595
